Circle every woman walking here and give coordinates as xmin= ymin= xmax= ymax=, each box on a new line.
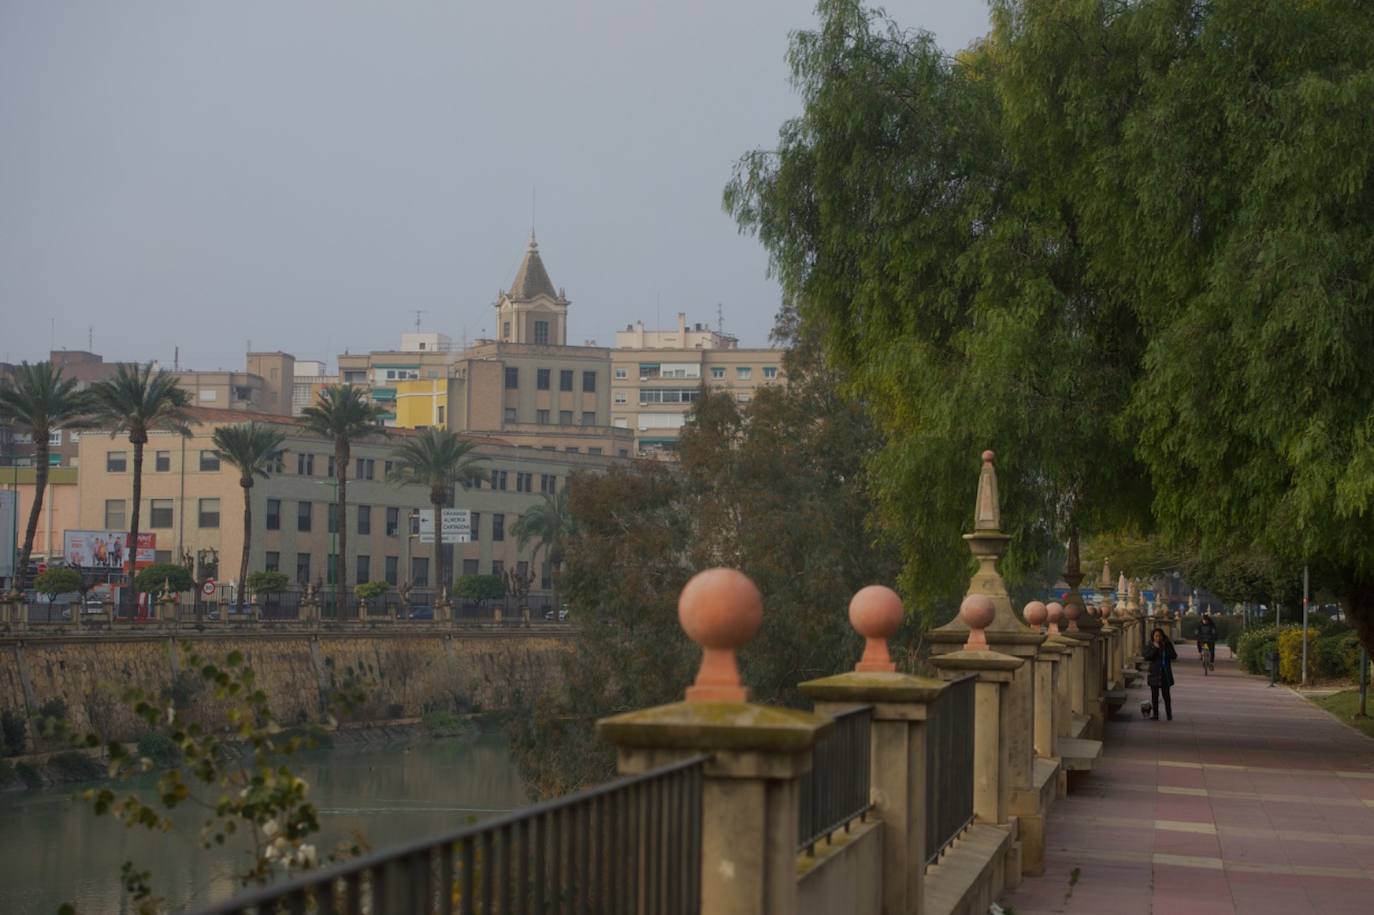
xmin=1144 ymin=627 xmax=1178 ymax=720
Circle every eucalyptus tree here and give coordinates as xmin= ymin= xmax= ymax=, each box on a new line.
xmin=0 ymin=362 xmax=95 ymax=594
xmin=211 ymin=422 xmax=287 ymax=608
xmin=87 ymin=364 xmax=192 ymax=585
xmin=386 ymin=428 xmax=487 ymax=595
xmin=300 ymin=385 xmax=388 ymax=608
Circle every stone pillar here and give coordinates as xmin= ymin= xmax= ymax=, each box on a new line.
xmin=1023 ymin=602 xmax=1065 ymax=760
xmin=0 ymin=593 xmax=21 ymax=631
xmin=800 ymin=585 xmax=944 ymax=915
xmin=1045 ymin=604 xmax=1074 ymax=742
xmin=598 ymin=569 xmax=827 ymax=915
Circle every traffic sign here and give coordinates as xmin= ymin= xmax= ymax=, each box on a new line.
xmin=201 ymin=578 xmax=217 ymax=597
xmin=418 ymin=509 xmax=471 ymax=544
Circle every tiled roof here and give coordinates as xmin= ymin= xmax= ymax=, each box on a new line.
xmin=507 ymin=233 xmax=560 ymax=302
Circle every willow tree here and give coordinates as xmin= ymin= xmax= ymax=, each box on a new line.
xmin=725 ymin=0 xmax=1151 ymax=611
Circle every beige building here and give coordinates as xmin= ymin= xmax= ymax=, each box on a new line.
xmin=611 ymin=313 xmax=783 ymax=455
xmin=74 ymin=407 xmax=613 ymax=597
xmin=290 ymin=360 xmax=337 ymax=416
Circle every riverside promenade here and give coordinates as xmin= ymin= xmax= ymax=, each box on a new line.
xmin=1001 ymin=644 xmax=1374 ymax=915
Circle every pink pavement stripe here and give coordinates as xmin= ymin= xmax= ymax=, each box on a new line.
xmin=1000 ymin=644 xmax=1374 ymax=913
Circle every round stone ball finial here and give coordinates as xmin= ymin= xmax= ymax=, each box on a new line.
xmin=1045 ymin=601 xmax=1063 ymax=635
xmin=1023 ymin=600 xmax=1048 ymax=631
xmin=960 ymin=594 xmax=996 ymax=650
xmin=679 ymin=568 xmax=763 ymax=703
xmin=849 ymin=585 xmax=903 ymax=672
xmin=1064 ymin=600 xmax=1082 ymax=632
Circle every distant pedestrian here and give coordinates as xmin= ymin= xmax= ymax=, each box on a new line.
xmin=1143 ymin=627 xmax=1178 ymax=721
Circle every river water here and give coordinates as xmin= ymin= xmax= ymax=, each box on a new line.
xmin=0 ymin=730 xmax=529 ymax=915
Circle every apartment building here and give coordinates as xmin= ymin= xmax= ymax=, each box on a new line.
xmin=74 ymin=407 xmax=612 ymax=595
xmin=290 ymin=360 xmax=338 ymax=416
xmin=611 ymin=313 xmax=783 ymax=455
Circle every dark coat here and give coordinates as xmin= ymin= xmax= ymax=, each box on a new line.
xmin=1198 ymin=620 xmax=1218 ymax=642
xmin=1144 ymin=639 xmax=1178 ymax=688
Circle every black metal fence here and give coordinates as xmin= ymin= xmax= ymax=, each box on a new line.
xmin=193 ymin=754 xmax=706 ymax=915
xmin=925 ymin=674 xmax=976 ymax=864
xmin=797 ymin=704 xmax=873 ymax=855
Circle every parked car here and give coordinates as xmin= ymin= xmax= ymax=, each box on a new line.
xmin=543 ymin=607 xmax=570 ymax=622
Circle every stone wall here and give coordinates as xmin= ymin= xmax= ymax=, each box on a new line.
xmin=0 ymin=629 xmax=572 ymax=741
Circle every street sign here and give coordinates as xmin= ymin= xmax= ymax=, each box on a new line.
xmin=418 ymin=509 xmax=471 ymax=544
xmin=201 ymin=578 xmax=217 ymax=597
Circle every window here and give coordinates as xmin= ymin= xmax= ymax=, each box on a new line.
xmin=582 ymin=411 xmax=596 ymax=426
xmin=199 ymin=451 xmax=220 ymax=472
xmin=462 ymin=559 xmax=479 ymax=576
xmin=736 ymin=367 xmax=752 ymax=380
xmin=356 ymin=556 xmax=370 ymax=585
xmin=589 ymin=447 xmax=603 ymax=455
xmin=298 ymin=501 xmax=313 ymax=532
xmin=540 ymin=475 xmax=556 ymax=494
xmin=583 ymin=371 xmax=597 ymax=393
xmin=265 ymin=552 xmax=280 ymax=573
xmin=565 ymin=447 xmax=580 ymax=453
xmin=47 ymin=430 xmax=61 ymax=446
xmin=327 ymin=456 xmax=336 ymax=478
xmin=437 ymin=405 xmax=445 ymax=425
xmin=384 ymin=460 xmax=393 ymax=477
xmin=491 ymin=470 xmax=508 ymax=491
xmin=326 ymin=554 xmax=338 ymax=585
xmin=763 ymin=366 xmax=778 ymax=379
xmin=150 ymin=499 xmax=173 ymax=529
xmin=504 ymin=407 xmax=518 ymax=423
xmin=356 ymin=458 xmax=375 ymax=480
xmin=409 ymin=511 xmax=421 ymax=535
xmin=385 ymin=556 xmax=399 ymax=585
xmin=537 ymin=409 xmax=550 ymax=425
xmin=559 ymin=410 xmax=573 ymax=425
xmin=492 ymin=514 xmax=505 ymax=541
xmin=516 ymin=471 xmax=533 ymax=493
xmin=155 ymin=451 xmax=170 ymax=472
xmin=386 ymin=507 xmax=400 ymax=536
xmin=411 ymin=557 xmax=429 ymax=587
xmin=470 ymin=511 xmax=481 ymax=540
xmin=640 ymin=388 xmax=700 ymax=405
xmin=537 ymin=368 xmax=551 ymax=390
xmin=491 ymin=559 xmax=504 ymax=578
xmin=297 ymin=453 xmax=314 ymax=475
xmin=559 ymin=369 xmax=573 ymax=392
xmin=199 ymin=389 xmax=218 ymax=402
xmin=534 ymin=320 xmax=550 ymax=344
xmin=355 ymin=505 xmax=370 ymax=535
xmin=504 ymin=367 xmax=519 ymax=389
xmin=266 ymin=499 xmax=281 ymax=530
xmin=639 ymin=363 xmax=661 ymax=379
xmin=517 ymin=560 xmax=529 ymax=581
xmin=343 ymin=370 xmax=366 ymax=384
xmin=328 ymin=503 xmax=339 ymax=534
xmin=541 ymin=562 xmax=552 ymax=589
xmin=614 ymin=367 xmax=628 ymax=380
xmin=199 ymin=498 xmax=220 ymax=528
xmin=619 ymin=449 xmax=629 ymax=457
xmin=104 ymin=499 xmax=126 ymax=530
xmin=502 ymin=321 xmax=511 ymax=340
xmin=614 ymin=391 xmax=628 ymax=405
xmin=296 ymin=553 xmax=312 ymax=585
xmin=107 ymin=451 xmax=127 ymax=473
xmin=269 ymin=450 xmax=285 ymax=473
xmin=154 ymin=550 xmax=173 ymax=564
xmin=710 ymin=366 xmax=725 ymax=380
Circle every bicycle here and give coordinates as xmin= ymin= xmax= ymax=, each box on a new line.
xmin=1199 ymin=641 xmax=1215 ymax=675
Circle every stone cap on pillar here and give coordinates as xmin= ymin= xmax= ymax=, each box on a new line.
xmin=1024 ymin=602 xmax=1068 ymax=657
xmin=800 ymin=584 xmax=945 ymax=719
xmin=597 ymin=567 xmax=830 ymax=774
xmin=929 ymin=594 xmax=1023 ymax=681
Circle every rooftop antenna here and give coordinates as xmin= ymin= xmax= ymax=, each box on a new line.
xmin=88 ymin=326 xmax=93 ymax=351
xmin=412 ymin=310 xmax=428 ymax=332
xmin=716 ymin=302 xmax=724 ymax=334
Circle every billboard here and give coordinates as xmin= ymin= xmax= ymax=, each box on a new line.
xmin=0 ymin=491 xmax=14 ymax=579
xmin=63 ymin=530 xmax=156 ymax=571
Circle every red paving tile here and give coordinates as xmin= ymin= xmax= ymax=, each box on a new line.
xmin=999 ymin=644 xmax=1374 ymax=913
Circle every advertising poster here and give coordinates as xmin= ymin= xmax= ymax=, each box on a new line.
xmin=63 ymin=530 xmax=156 ymax=570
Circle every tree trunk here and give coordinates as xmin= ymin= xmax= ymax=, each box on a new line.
xmin=239 ymin=477 xmax=252 ymax=610
xmin=432 ymin=493 xmax=445 ymax=597
xmin=1349 ymin=580 xmax=1374 ymax=662
xmin=335 ymin=441 xmax=349 ymax=613
xmin=13 ymin=433 xmax=49 ymax=596
xmin=127 ymin=431 xmax=146 ymax=609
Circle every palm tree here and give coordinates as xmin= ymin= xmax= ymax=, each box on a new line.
xmin=0 ymin=363 xmax=94 ymax=596
xmin=211 ymin=422 xmax=287 ymax=609
xmin=511 ymin=487 xmax=574 ymax=609
xmin=300 ymin=385 xmax=388 ymax=608
xmin=387 ymin=428 xmax=487 ymax=597
xmin=86 ymin=364 xmax=191 ymax=593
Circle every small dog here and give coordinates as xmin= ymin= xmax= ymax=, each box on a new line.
xmin=1140 ymin=701 xmax=1153 ymax=718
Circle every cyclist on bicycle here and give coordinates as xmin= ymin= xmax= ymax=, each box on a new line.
xmin=1197 ymin=612 xmax=1218 ymax=667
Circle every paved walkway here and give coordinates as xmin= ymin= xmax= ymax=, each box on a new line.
xmin=1000 ymin=643 xmax=1374 ymax=915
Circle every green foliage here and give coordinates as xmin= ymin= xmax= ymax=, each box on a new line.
xmin=246 ymin=571 xmax=290 ymax=595
xmin=34 ymin=567 xmax=82 ymax=599
xmin=354 ymin=580 xmax=390 ymax=601
xmin=1235 ymin=625 xmax=1295 ymax=676
xmin=71 ymin=649 xmax=365 ymax=913
xmin=0 ymin=709 xmax=26 ymax=756
xmin=452 ymin=575 xmax=505 ymax=602
xmin=511 ymin=488 xmax=573 ymax=578
xmin=388 ymin=427 xmax=486 ymax=591
xmin=211 ymin=423 xmax=287 ymax=484
xmin=1313 ymin=631 xmax=1364 ymax=681
xmin=50 ymin=751 xmax=104 ymax=782
xmin=420 ymin=709 xmax=468 ymax=738
xmin=133 ymin=564 xmax=194 ymax=595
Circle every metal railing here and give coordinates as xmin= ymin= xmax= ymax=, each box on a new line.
xmin=925 ymin=674 xmax=975 ymax=864
xmin=192 ymin=754 xmax=706 ymax=915
xmin=797 ymin=704 xmax=872 ymax=855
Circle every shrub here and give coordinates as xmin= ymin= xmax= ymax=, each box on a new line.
xmin=421 ymin=708 xmax=467 ymax=738
xmin=132 ymin=563 xmax=194 ymax=594
xmin=452 ymin=574 xmax=505 ymax=602
xmin=34 ymin=568 xmax=82 ymax=600
xmin=49 ymin=751 xmax=104 ymax=782
xmin=246 ymin=570 xmax=290 ymax=595
xmin=1313 ymin=631 xmax=1363 ymax=681
xmin=355 ymin=581 xmax=390 ymax=601
xmin=136 ymin=732 xmax=181 ymax=767
xmin=0 ymin=709 xmax=26 ymax=756
xmin=1235 ymin=625 xmax=1289 ymax=675
xmin=1277 ymin=628 xmax=1316 ymax=683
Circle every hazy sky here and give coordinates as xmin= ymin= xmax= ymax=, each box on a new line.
xmin=0 ymin=1 xmax=989 ymax=370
